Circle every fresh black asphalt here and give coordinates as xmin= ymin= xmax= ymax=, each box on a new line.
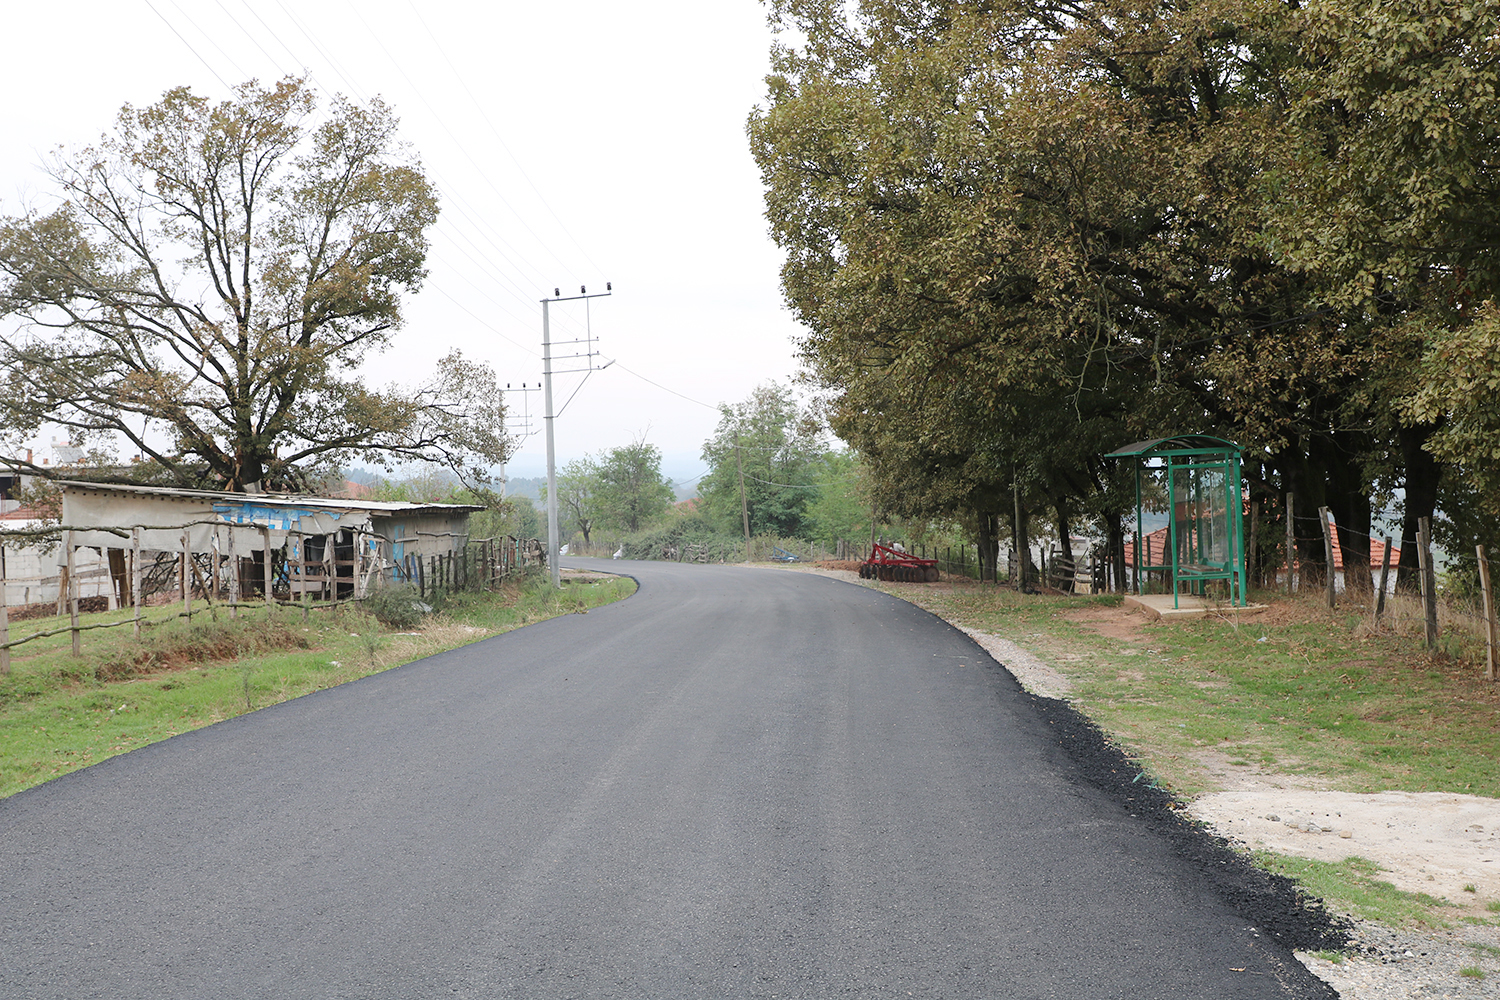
xmin=0 ymin=559 xmax=1339 ymax=998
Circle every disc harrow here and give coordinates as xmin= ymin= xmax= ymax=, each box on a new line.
xmin=858 ymin=542 xmax=940 ymax=583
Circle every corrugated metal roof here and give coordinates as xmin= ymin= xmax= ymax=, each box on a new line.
xmin=57 ymin=480 xmax=485 ymax=515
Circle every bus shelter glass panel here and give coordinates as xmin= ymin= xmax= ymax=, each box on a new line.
xmin=1171 ymin=464 xmax=1231 ymax=573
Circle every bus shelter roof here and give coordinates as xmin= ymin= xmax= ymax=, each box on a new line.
xmin=1103 ymin=435 xmax=1243 ymax=461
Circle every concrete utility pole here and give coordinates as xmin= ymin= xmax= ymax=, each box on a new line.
xmin=542 ymin=285 xmax=612 ymax=588
xmin=543 ymin=298 xmax=559 ymax=588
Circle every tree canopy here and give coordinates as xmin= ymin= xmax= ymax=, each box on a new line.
xmin=0 ymin=76 xmax=509 ymax=493
xmin=545 ymin=436 xmax=676 ymax=541
xmin=698 ymin=383 xmax=830 ymax=538
xmin=749 ymin=0 xmax=1500 ymax=577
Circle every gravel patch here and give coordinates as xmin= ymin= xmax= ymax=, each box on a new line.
xmin=1297 ymin=919 xmax=1500 ymax=999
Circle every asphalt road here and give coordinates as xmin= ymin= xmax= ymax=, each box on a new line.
xmin=0 ymin=560 xmax=1334 ymax=998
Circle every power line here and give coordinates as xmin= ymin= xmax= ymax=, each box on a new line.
xmin=612 ymin=361 xmax=720 ymax=410
xmin=403 ymin=0 xmax=607 ymax=279
xmin=165 ymin=0 xmax=254 ymax=84
xmin=344 ymin=0 xmax=585 ymax=286
xmin=142 ymin=0 xmax=234 ymax=91
xmin=215 ymin=0 xmax=295 ymax=77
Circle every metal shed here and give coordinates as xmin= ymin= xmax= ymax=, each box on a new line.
xmin=58 ymin=481 xmax=482 ymax=601
xmin=1104 ymin=436 xmax=1248 ymax=609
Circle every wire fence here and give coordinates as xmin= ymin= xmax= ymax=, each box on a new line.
xmin=1267 ymin=495 xmax=1496 ymax=682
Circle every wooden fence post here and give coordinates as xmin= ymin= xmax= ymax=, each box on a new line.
xmin=132 ymin=526 xmax=142 ymax=638
xmin=67 ymin=532 xmax=80 ymax=657
xmin=1318 ymin=506 xmax=1336 ymax=609
xmin=1375 ymin=535 xmax=1393 ymax=622
xmin=1478 ymin=545 xmax=1497 ymax=683
xmin=296 ymin=534 xmax=309 ymax=622
xmin=227 ymin=527 xmax=238 ymax=618
xmin=181 ymin=531 xmax=191 ymax=618
xmin=1417 ymin=517 xmax=1437 ymax=650
xmin=1285 ymin=492 xmax=1295 ymax=595
xmin=261 ymin=525 xmax=273 ymax=608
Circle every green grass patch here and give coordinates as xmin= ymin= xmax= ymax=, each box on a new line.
xmin=1255 ymin=854 xmax=1460 ymax=928
xmin=0 ymin=572 xmax=635 ymax=799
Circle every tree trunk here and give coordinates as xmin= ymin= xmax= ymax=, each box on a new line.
xmin=1397 ymin=423 xmax=1441 ymax=593
xmin=1106 ymin=511 xmax=1126 ymax=593
xmin=977 ymin=511 xmax=997 ymax=583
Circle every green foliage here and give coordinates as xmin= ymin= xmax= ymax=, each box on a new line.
xmin=803 ymin=450 xmax=870 ymax=547
xmin=551 ymin=455 xmax=601 ymax=543
xmin=507 ymin=495 xmax=542 ymax=540
xmin=592 ymin=437 xmax=675 ymax=533
xmin=617 ymin=516 xmax=743 ymax=563
xmin=750 ymin=0 xmax=1500 ymax=571
xmin=543 ymin=437 xmax=675 ymax=541
xmin=361 ymin=585 xmax=430 ymax=630
xmin=698 ymin=382 xmax=830 ymax=538
xmin=1403 ymin=304 xmax=1500 ymax=526
xmin=0 ymin=76 xmax=508 ymax=492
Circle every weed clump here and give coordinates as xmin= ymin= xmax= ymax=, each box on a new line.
xmin=361 ymin=586 xmax=431 ymax=630
xmin=90 ymin=617 xmax=310 ymax=682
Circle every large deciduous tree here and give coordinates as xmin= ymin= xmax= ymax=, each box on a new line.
xmin=545 ymin=438 xmax=675 ymax=540
xmin=593 ymin=437 xmax=676 ymax=534
xmin=699 ymin=383 xmax=829 ymax=538
xmin=750 ymin=0 xmax=1500 ymax=580
xmin=0 ymin=76 xmax=509 ymax=492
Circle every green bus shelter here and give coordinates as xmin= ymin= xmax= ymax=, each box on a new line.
xmin=1104 ymin=435 xmax=1248 ymax=609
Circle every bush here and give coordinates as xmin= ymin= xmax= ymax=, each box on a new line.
xmin=618 ymin=516 xmax=742 ymax=562
xmin=362 ymin=586 xmax=431 ymax=629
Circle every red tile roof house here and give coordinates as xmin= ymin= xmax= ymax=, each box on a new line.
xmin=1125 ymin=518 xmax=1393 ymax=595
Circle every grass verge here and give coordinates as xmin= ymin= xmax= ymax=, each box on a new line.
xmin=1255 ymin=854 xmax=1464 ymax=927
xmin=0 ymin=571 xmax=635 ymax=799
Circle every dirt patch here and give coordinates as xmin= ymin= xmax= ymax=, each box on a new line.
xmin=1192 ymin=790 xmax=1500 ymax=915
xmin=5 ymin=596 xmax=109 ymax=622
xmin=1065 ymin=604 xmax=1155 ymax=643
xmin=560 ymin=569 xmax=620 ymax=585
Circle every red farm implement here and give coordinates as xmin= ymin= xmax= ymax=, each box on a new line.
xmin=858 ymin=542 xmax=939 ymax=582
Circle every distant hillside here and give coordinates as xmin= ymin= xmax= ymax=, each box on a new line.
xmin=503 ymin=476 xmax=545 ymax=501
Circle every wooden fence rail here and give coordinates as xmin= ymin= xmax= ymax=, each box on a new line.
xmin=0 ymin=523 xmax=543 ymax=669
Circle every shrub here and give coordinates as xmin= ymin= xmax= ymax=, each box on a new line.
xmin=619 ymin=517 xmax=742 ymax=562
xmin=362 ymin=586 xmax=431 ymax=630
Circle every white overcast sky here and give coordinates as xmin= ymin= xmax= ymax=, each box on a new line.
xmin=0 ymin=0 xmax=807 ymax=486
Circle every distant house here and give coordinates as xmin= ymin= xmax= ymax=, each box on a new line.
xmin=1124 ymin=516 xmax=1394 ymax=592
xmin=55 ymin=481 xmax=483 ymax=602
